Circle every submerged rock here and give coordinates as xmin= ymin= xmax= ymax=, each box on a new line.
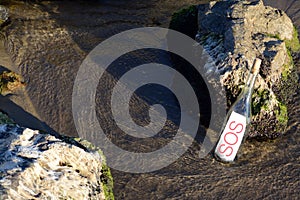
xmin=0 ymin=5 xmax=9 ymax=27
xmin=171 ymin=0 xmax=299 ymax=139
xmin=0 ymin=70 xmax=25 ymax=95
xmin=0 ymin=119 xmax=114 ymax=199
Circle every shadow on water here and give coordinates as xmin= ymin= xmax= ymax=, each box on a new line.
xmin=4 ymin=0 xmax=213 ymax=144
xmin=0 ymin=95 xmax=58 ymax=135
xmin=0 ymin=64 xmax=58 ymax=134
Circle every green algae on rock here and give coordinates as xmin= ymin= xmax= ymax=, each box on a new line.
xmin=285 ymin=26 xmax=300 ymax=52
xmin=74 ymin=138 xmax=114 ymax=200
xmin=201 ymin=0 xmax=299 ymax=139
xmin=0 ymin=111 xmax=14 ymax=124
xmin=0 ymin=121 xmax=114 ymax=200
xmin=169 ymin=5 xmax=198 ymax=38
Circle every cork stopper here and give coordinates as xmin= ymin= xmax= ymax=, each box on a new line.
xmin=250 ymin=58 xmax=262 ymax=74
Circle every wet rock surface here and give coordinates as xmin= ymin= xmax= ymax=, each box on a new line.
xmin=0 ymin=70 xmax=25 ymax=95
xmin=195 ymin=0 xmax=299 ymax=138
xmin=0 ymin=119 xmax=113 ymax=199
xmin=0 ymin=5 xmax=9 ymax=27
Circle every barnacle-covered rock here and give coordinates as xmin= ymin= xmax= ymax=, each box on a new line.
xmin=0 ymin=5 xmax=9 ymax=27
xmin=170 ymin=0 xmax=299 ymax=139
xmin=0 ymin=122 xmax=114 ymax=200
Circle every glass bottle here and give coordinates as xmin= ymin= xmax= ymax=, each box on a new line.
xmin=214 ymin=58 xmax=262 ymax=162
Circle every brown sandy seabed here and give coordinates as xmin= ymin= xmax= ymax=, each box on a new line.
xmin=0 ymin=0 xmax=299 ymax=199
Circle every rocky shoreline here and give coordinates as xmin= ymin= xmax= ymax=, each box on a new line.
xmin=170 ymin=0 xmax=300 ymax=139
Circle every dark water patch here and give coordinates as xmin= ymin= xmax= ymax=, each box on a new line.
xmin=93 ymin=47 xmax=212 ymax=153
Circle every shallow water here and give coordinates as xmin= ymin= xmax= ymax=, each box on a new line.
xmin=0 ymin=0 xmax=299 ymax=199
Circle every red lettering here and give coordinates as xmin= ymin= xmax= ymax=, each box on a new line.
xmin=224 ymin=132 xmax=238 ymax=145
xmin=218 ymin=144 xmax=233 ymax=156
xmin=229 ymin=121 xmax=244 ymax=133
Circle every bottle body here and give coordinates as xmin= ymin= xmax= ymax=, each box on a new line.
xmin=214 ymin=58 xmax=261 ymax=162
xmin=214 ymin=95 xmax=249 ymax=162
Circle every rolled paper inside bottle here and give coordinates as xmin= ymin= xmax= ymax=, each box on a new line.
xmin=251 ymin=58 xmax=262 ymax=74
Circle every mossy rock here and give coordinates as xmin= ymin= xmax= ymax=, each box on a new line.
xmin=74 ymin=138 xmax=114 ymax=200
xmin=49 ymin=135 xmax=115 ymax=200
xmin=169 ymin=5 xmax=198 ymax=38
xmin=271 ymin=27 xmax=300 ymax=134
xmin=48 ymin=135 xmax=115 ymax=199
xmin=169 ymin=0 xmax=299 ymax=139
xmin=0 ymin=114 xmax=114 ymax=199
xmin=0 ymin=111 xmax=14 ymax=124
xmin=285 ymin=26 xmax=300 ymax=52
xmin=0 ymin=126 xmax=113 ymax=199
xmin=249 ymin=26 xmax=299 ymax=138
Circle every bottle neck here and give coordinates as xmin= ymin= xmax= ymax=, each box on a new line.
xmin=245 ymin=72 xmax=258 ymax=90
xmin=243 ymin=58 xmax=261 ymax=102
xmin=232 ymin=71 xmax=258 ymax=114
xmin=243 ymin=71 xmax=258 ymax=106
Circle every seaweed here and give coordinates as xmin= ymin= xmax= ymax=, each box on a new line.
xmin=169 ymin=5 xmax=198 ymax=38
